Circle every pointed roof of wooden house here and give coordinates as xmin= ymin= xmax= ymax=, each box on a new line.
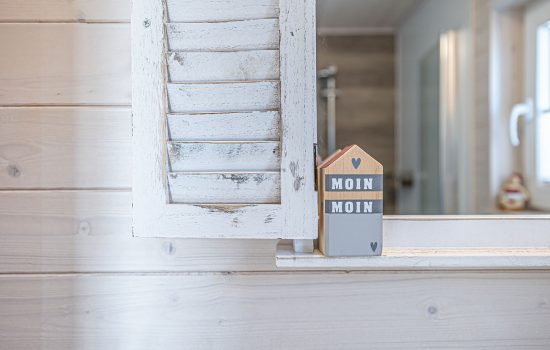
xmin=320 ymin=145 xmax=382 ymax=173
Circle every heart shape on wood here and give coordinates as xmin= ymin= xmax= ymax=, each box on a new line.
xmin=370 ymin=242 xmax=378 ymax=252
xmin=352 ymin=158 xmax=361 ymax=169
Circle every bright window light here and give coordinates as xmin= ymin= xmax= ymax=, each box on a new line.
xmin=537 ymin=21 xmax=550 ymax=183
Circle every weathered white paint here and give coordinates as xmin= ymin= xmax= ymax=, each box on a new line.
xmin=2 ymin=273 xmax=550 ymax=349
xmin=134 ymin=0 xmax=319 ymax=238
xmin=0 ymin=0 xmax=130 ymax=22
xmin=168 ymin=142 xmax=280 ymax=172
xmin=132 ymin=0 xmax=288 ymax=238
xmin=167 ymin=111 xmax=280 ymax=141
xmin=167 ymin=50 xmax=279 ymax=82
xmin=166 ymin=0 xmax=279 ymax=22
xmin=166 ymin=19 xmax=279 ymax=51
xmin=167 ymin=81 xmax=280 ymax=113
xmin=280 ymin=0 xmax=319 ymax=239
xmin=0 ymin=107 xmax=131 ymax=189
xmin=0 ymin=24 xmax=130 ymax=105
xmin=168 ymin=172 xmax=280 ymax=204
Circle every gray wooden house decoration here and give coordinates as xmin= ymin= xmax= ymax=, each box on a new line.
xmin=318 ymin=145 xmax=384 ymax=256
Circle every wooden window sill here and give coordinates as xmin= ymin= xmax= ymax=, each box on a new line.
xmin=276 ymin=244 xmax=550 ymax=270
xmin=277 ymin=216 xmax=550 ymax=270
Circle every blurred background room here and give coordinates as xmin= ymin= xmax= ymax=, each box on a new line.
xmin=316 ymin=0 xmax=550 ymax=215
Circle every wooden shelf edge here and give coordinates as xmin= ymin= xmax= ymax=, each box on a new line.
xmin=275 ymin=242 xmax=550 ymax=271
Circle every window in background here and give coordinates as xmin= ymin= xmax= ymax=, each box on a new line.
xmin=537 ymin=21 xmax=550 ymax=184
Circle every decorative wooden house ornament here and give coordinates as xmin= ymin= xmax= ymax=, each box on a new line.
xmin=318 ymin=145 xmax=383 ymax=256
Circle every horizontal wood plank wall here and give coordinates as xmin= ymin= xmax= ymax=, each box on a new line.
xmin=0 ymin=0 xmax=130 ymax=22
xmin=0 ymin=191 xmax=276 ymax=272
xmin=0 ymin=107 xmax=131 ymax=189
xmin=1 ymin=2 xmax=550 ymax=349
xmin=0 ymin=24 xmax=130 ymax=105
xmin=1 ymin=273 xmax=550 ymax=349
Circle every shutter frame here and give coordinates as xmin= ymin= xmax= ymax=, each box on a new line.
xmin=131 ymin=0 xmax=317 ymax=239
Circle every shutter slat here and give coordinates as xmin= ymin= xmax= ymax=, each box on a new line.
xmin=168 ymin=172 xmax=280 ymax=204
xmin=167 ymin=50 xmax=279 ymax=82
xmin=166 ymin=0 xmax=279 ymax=22
xmin=168 ymin=142 xmax=280 ymax=172
xmin=167 ymin=81 xmax=280 ymax=113
xmin=166 ymin=19 xmax=279 ymax=51
xmin=167 ymin=111 xmax=280 ymax=141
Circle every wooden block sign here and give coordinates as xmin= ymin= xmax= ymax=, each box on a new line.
xmin=318 ymin=145 xmax=383 ymax=256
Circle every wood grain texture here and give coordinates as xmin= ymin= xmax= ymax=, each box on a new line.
xmin=0 ymin=24 xmax=130 ymax=105
xmin=166 ymin=19 xmax=279 ymax=51
xmin=132 ymin=0 xmax=285 ymax=238
xmin=320 ymin=145 xmax=384 ymax=202
xmin=167 ymin=50 xmax=279 ymax=82
xmin=168 ymin=172 xmax=281 ymax=203
xmin=1 ymin=272 xmax=550 ymax=349
xmin=0 ymin=0 xmax=130 ymax=22
xmin=0 ymin=191 xmax=278 ymax=272
xmin=168 ymin=142 xmax=280 ymax=172
xmin=167 ymin=81 xmax=280 ymax=113
xmin=167 ymin=111 xmax=280 ymax=141
xmin=131 ymin=0 xmax=171 ymax=237
xmin=279 ymin=0 xmax=319 ymax=239
xmin=0 ymin=107 xmax=131 ymax=189
xmin=166 ymin=0 xmax=279 ymax=22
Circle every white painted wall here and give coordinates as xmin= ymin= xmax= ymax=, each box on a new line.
xmin=396 ymin=0 xmax=473 ymax=214
xmin=1 ymin=1 xmax=550 ymax=349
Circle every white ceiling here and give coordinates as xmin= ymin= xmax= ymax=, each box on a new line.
xmin=317 ymin=0 xmax=425 ymax=33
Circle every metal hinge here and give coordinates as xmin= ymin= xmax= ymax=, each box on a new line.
xmin=313 ymin=143 xmax=318 ymax=191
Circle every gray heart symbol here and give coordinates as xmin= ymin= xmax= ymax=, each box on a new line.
xmin=352 ymin=158 xmax=361 ymax=169
xmin=370 ymin=242 xmax=378 ymax=252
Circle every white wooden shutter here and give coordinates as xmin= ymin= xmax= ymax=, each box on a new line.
xmin=131 ymin=0 xmax=317 ymax=238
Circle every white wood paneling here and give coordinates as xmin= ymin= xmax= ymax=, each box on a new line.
xmin=0 ymin=107 xmax=131 ymax=189
xmin=167 ymin=81 xmax=280 ymax=113
xmin=167 ymin=50 xmax=279 ymax=82
xmin=0 ymin=191 xmax=277 ymax=272
xmin=2 ymin=2 xmax=550 ymax=348
xmin=1 ymin=273 xmax=550 ymax=349
xmin=0 ymin=24 xmax=130 ymax=105
xmin=166 ymin=19 xmax=279 ymax=51
xmin=168 ymin=172 xmax=280 ymax=203
xmin=0 ymin=0 xmax=131 ymax=22
xmin=168 ymin=142 xmax=280 ymax=172
xmin=167 ymin=111 xmax=280 ymax=141
xmin=166 ymin=0 xmax=279 ymax=22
